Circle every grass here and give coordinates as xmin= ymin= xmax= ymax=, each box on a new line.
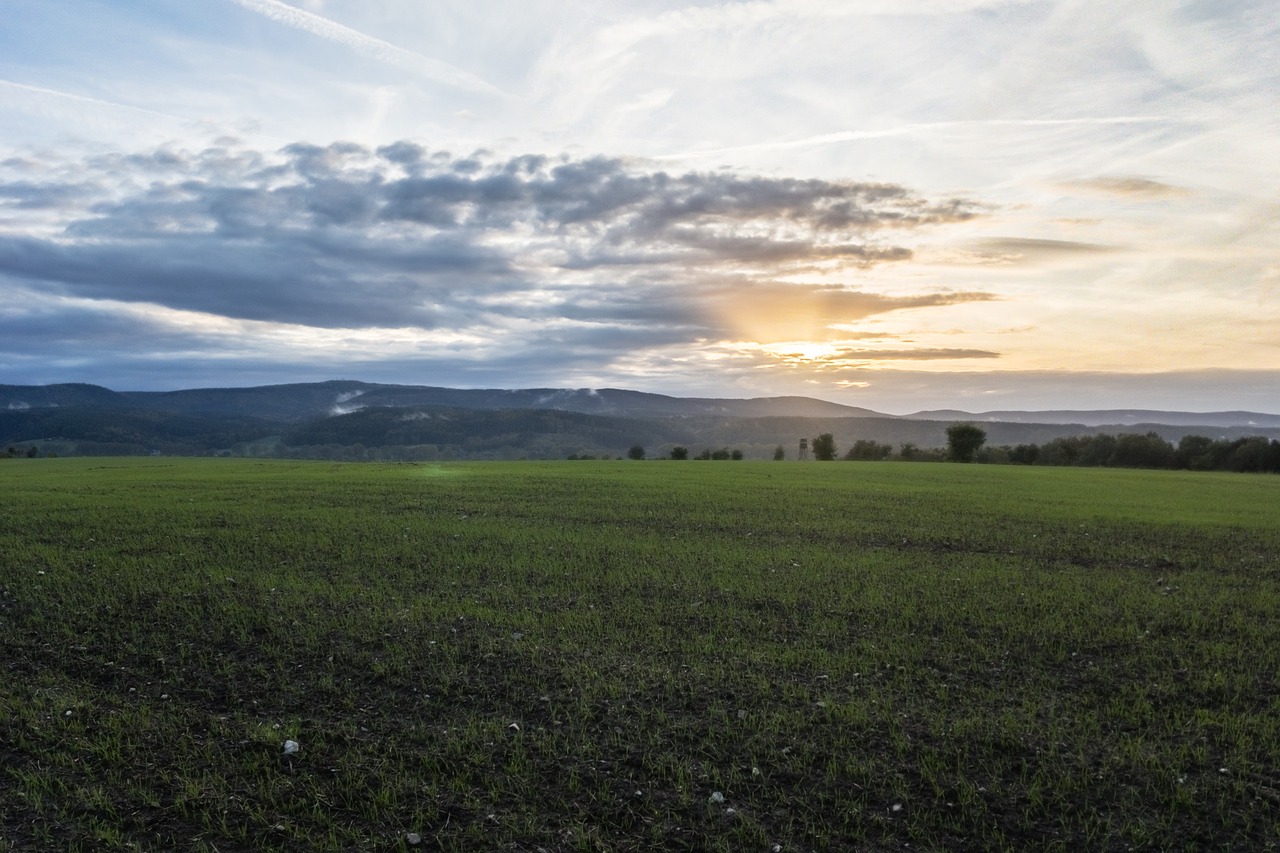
xmin=1 ymin=458 xmax=1279 ymax=851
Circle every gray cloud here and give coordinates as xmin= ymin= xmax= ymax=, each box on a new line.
xmin=829 ymin=348 xmax=1001 ymax=361
xmin=0 ymin=180 xmax=99 ymax=210
xmin=971 ymin=237 xmax=1116 ymax=264
xmin=1060 ymin=177 xmax=1190 ymax=198
xmin=0 ymin=140 xmax=989 ymax=383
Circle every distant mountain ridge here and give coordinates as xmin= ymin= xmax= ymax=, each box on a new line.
xmin=4 ymin=381 xmax=1279 ymax=460
xmin=5 ymin=381 xmax=1277 ymax=426
xmin=0 ymin=381 xmax=887 ymax=421
xmin=906 ymin=408 xmax=1280 ymax=429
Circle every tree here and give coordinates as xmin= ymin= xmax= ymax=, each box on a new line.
xmin=945 ymin=423 xmax=986 ymax=463
xmin=773 ymin=445 xmax=785 ymax=461
xmin=1009 ymin=443 xmax=1040 ymax=465
xmin=1109 ymin=432 xmax=1174 ymax=469
xmin=1225 ymin=436 xmax=1271 ymax=472
xmin=812 ymin=433 xmax=837 ymax=461
xmin=1077 ymin=433 xmax=1117 ymax=467
xmin=627 ymin=445 xmax=646 ymax=460
xmin=843 ymin=439 xmax=892 ymax=461
xmin=1174 ymin=434 xmax=1218 ymax=470
xmin=730 ymin=449 xmax=744 ymax=460
xmin=670 ymin=445 xmax=689 ymax=460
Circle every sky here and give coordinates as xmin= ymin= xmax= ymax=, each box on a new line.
xmin=1 ymin=0 xmax=1277 ymax=413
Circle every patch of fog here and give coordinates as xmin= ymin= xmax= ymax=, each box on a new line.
xmin=535 ymin=388 xmax=599 ymax=407
xmin=8 ymin=401 xmax=31 ymax=410
xmin=400 ymin=411 xmax=432 ymax=421
xmin=534 ymin=390 xmax=566 ymax=406
xmin=330 ymin=389 xmax=366 ymax=416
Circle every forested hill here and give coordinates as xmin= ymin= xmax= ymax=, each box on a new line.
xmin=3 ymin=381 xmax=1279 ymax=460
xmin=0 ymin=381 xmax=882 ymax=421
xmin=906 ymin=408 xmax=1280 ymax=429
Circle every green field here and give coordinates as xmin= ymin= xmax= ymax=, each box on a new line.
xmin=2 ymin=458 xmax=1279 ymax=851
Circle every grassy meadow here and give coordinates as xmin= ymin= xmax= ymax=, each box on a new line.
xmin=2 ymin=458 xmax=1279 ymax=851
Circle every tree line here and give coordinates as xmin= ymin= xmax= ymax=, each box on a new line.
xmin=801 ymin=425 xmax=1280 ymax=473
xmin=622 ymin=445 xmax=746 ymax=460
xmin=991 ymin=431 xmax=1280 ymax=472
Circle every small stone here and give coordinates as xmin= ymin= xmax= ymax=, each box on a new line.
xmin=283 ymin=739 xmax=300 ymax=755
xmin=406 ymin=832 xmax=422 ymax=845
xmin=709 ymin=791 xmax=725 ymax=803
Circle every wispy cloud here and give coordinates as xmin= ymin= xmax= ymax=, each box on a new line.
xmin=227 ymin=0 xmax=507 ymax=97
xmin=655 ymin=117 xmax=1173 ymax=161
xmin=972 ymin=237 xmax=1115 ymax=261
xmin=0 ymin=78 xmax=196 ymax=126
xmin=1057 ymin=177 xmax=1190 ymax=198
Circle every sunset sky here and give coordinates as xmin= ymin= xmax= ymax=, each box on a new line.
xmin=2 ymin=0 xmax=1277 ymax=412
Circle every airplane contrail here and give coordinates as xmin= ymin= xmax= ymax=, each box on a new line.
xmin=654 ymin=116 xmax=1172 ymax=160
xmin=229 ymin=0 xmax=508 ymax=98
xmin=0 ymin=78 xmax=197 ymax=125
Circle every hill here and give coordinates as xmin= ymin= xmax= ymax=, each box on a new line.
xmin=906 ymin=408 xmax=1280 ymax=428
xmin=1 ymin=382 xmax=881 ymax=422
xmin=3 ymin=381 xmax=1279 ymax=460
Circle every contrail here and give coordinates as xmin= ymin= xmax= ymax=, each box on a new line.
xmin=229 ymin=0 xmax=508 ymax=98
xmin=0 ymin=78 xmax=196 ymax=125
xmin=655 ymin=116 xmax=1171 ymax=160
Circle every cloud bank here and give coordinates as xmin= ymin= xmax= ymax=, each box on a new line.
xmin=0 ymin=139 xmax=988 ymax=390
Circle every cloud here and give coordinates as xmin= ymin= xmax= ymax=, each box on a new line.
xmin=0 ymin=78 xmax=195 ymax=127
xmin=709 ymin=282 xmax=996 ymax=341
xmin=228 ymin=0 xmax=507 ymax=97
xmin=0 ymin=140 xmax=982 ymax=323
xmin=0 ymin=139 xmax=992 ymax=389
xmin=656 ymin=117 xmax=1172 ymax=161
xmin=731 ymin=340 xmax=1001 ymax=373
xmin=1058 ymin=177 xmax=1190 ymax=198
xmin=969 ymin=237 xmax=1116 ymax=264
xmin=830 ymin=348 xmax=1000 ymax=361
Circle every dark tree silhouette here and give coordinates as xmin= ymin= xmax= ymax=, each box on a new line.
xmin=946 ymin=423 xmax=986 ymax=463
xmin=812 ymin=433 xmax=837 ymax=461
